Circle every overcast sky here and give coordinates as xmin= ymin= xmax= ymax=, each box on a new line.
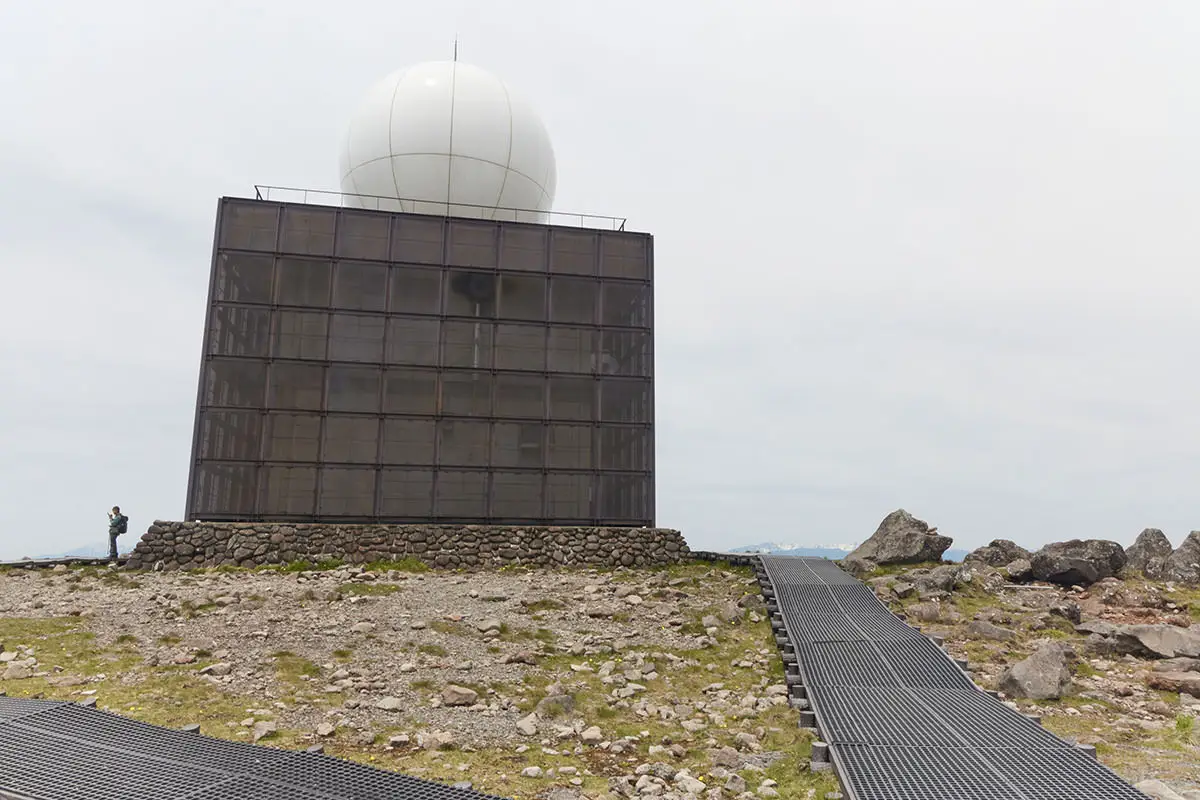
xmin=1 ymin=1 xmax=1197 ymax=560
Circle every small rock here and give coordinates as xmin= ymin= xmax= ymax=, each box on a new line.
xmin=375 ymin=696 xmax=403 ymax=711
xmin=316 ymin=722 xmax=336 ymax=737
xmin=521 ymin=766 xmax=544 ymax=778
xmin=350 ymin=622 xmax=375 ymax=634
xmin=441 ymin=685 xmax=479 ymax=707
xmin=251 ymin=721 xmax=277 ymax=742
xmin=516 ymin=713 xmax=538 ymax=736
xmin=967 ymin=620 xmax=1018 ymax=642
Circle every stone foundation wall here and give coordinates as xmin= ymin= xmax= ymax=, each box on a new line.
xmin=125 ymin=522 xmax=689 ymax=571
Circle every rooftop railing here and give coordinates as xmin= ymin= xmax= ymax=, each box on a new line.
xmin=252 ymin=185 xmax=627 ymax=231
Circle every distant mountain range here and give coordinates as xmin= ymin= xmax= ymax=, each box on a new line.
xmin=32 ymin=544 xmax=111 ymax=560
xmin=729 ymin=541 xmax=967 ymax=562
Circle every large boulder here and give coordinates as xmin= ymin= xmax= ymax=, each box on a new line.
xmin=1108 ymin=624 xmax=1200 ymax=659
xmin=1164 ymin=532 xmax=1200 ymax=585
xmin=1145 ymin=671 xmax=1200 ymax=699
xmin=1029 ymin=539 xmax=1126 ymax=586
xmin=966 ymin=539 xmax=1032 ymax=567
xmin=997 ymin=642 xmax=1074 ymax=700
xmin=848 ymin=510 xmax=953 ymax=566
xmin=1126 ymin=528 xmax=1174 ymax=580
xmin=898 ymin=564 xmax=962 ymax=595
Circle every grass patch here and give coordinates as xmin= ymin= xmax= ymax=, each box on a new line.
xmin=363 ymin=558 xmax=429 ymax=573
xmin=337 ymin=582 xmax=401 ymax=597
xmin=271 ymin=558 xmax=345 ymax=573
xmin=332 ymin=649 xmax=353 ymax=661
xmin=272 ymin=651 xmax=321 ymax=682
xmin=428 ymin=620 xmax=464 ymax=636
xmin=417 ymin=644 xmax=448 ymax=658
xmin=521 ymin=599 xmax=565 ymax=613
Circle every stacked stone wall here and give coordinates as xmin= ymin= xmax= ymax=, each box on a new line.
xmin=125 ymin=522 xmax=688 ymax=571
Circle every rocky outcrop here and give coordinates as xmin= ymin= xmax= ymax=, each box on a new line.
xmin=1029 ymin=539 xmax=1126 ymax=586
xmin=1163 ymin=531 xmax=1200 ymax=584
xmin=1145 ymin=671 xmax=1200 ymax=699
xmin=997 ymin=642 xmax=1074 ymax=700
xmin=1126 ymin=528 xmax=1174 ymax=580
xmin=1106 ymin=624 xmax=1200 ymax=660
xmin=965 ymin=539 xmax=1032 ymax=567
xmin=1003 ymin=558 xmax=1033 ymax=582
xmin=847 ymin=510 xmax=953 ymax=566
xmin=126 ymin=522 xmax=688 ymax=571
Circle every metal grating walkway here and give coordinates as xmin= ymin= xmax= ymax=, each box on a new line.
xmin=760 ymin=555 xmax=1148 ymax=800
xmin=0 ymin=699 xmax=509 ymax=800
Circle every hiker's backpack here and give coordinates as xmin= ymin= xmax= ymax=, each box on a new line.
xmin=115 ymin=514 xmax=128 ymax=535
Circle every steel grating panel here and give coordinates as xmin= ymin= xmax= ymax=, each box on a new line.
xmin=786 ymin=610 xmax=865 ymax=643
xmin=760 ymin=554 xmax=1148 ymax=800
xmin=0 ymin=724 xmax=227 ymax=800
xmin=247 ymin=752 xmax=509 ymax=799
xmin=846 ymin=611 xmax=926 ymax=640
xmin=762 ymin=557 xmax=827 ymax=585
xmin=833 ymin=745 xmax=1025 ymax=800
xmin=24 ymin=705 xmax=303 ymax=773
xmin=0 ymin=697 xmax=61 ymax=722
xmin=873 ymin=639 xmax=975 ymax=689
xmin=800 ymin=641 xmax=901 ymax=688
xmin=978 ymin=748 xmax=1151 ymax=800
xmin=798 ymin=558 xmax=862 ymax=584
xmin=911 ymin=689 xmax=1072 ymax=750
xmin=799 ymin=639 xmax=972 ymax=689
xmin=178 ymin=775 xmax=333 ymax=800
xmin=807 ymin=686 xmax=962 ymax=747
xmin=0 ymin=701 xmax=512 ymax=800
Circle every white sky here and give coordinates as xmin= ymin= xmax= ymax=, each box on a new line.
xmin=1 ymin=1 xmax=1198 ymax=559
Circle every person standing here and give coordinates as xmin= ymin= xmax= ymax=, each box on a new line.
xmin=107 ymin=506 xmax=128 ymax=563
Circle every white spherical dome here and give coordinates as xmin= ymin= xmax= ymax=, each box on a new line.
xmin=339 ymin=61 xmax=557 ymax=224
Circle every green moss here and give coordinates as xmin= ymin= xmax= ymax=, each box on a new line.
xmin=417 ymin=643 xmax=447 ymax=657
xmin=362 ymin=558 xmax=429 ymax=573
xmin=272 ymin=651 xmax=321 ymax=683
xmin=521 ymin=599 xmax=565 ymax=613
xmin=337 ymin=582 xmax=401 ymax=596
xmin=428 ymin=620 xmax=463 ymax=636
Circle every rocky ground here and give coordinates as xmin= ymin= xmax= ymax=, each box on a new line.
xmin=0 ymin=560 xmax=838 ymax=800
xmin=866 ymin=559 xmax=1200 ymax=797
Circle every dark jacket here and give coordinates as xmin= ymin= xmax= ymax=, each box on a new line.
xmin=109 ymin=514 xmax=128 ymax=535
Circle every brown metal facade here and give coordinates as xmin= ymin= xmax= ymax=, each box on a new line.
xmin=184 ymin=198 xmax=654 ymax=526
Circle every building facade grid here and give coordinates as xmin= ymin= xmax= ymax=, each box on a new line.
xmin=185 ymin=198 xmax=655 ymax=526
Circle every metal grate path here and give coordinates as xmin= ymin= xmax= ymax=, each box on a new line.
xmin=0 ymin=700 xmax=510 ymax=800
xmin=760 ymin=555 xmax=1148 ymax=800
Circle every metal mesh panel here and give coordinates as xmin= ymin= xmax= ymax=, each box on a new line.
xmin=759 ymin=556 xmax=1150 ymax=800
xmin=912 ymin=689 xmax=1072 ymax=749
xmin=833 ymin=745 xmax=1024 ymax=800
xmin=807 ymin=687 xmax=961 ymax=747
xmin=978 ymin=748 xmax=1151 ymax=800
xmin=189 ymin=200 xmax=654 ymax=526
xmin=249 ymin=752 xmax=509 ymax=799
xmin=0 ymin=697 xmax=61 ymax=722
xmin=0 ymin=722 xmax=227 ymax=799
xmin=0 ymin=702 xmax=513 ymax=800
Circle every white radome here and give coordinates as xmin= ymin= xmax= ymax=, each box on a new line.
xmin=339 ymin=61 xmax=557 ymax=224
